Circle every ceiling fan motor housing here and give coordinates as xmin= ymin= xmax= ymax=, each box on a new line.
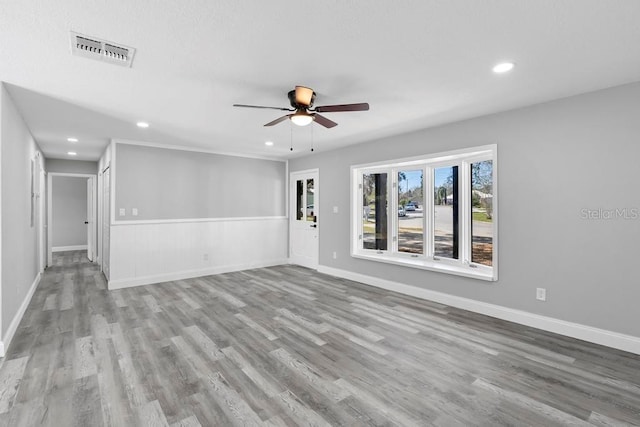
xmin=288 ymin=89 xmax=316 ymax=109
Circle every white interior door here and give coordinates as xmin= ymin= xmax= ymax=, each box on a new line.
xmin=289 ymin=170 xmax=319 ymax=269
xmin=102 ymin=168 xmax=110 ymax=279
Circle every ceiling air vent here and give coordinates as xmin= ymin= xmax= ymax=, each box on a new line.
xmin=70 ymin=31 xmax=136 ymax=68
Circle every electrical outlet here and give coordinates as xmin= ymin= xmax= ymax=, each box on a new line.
xmin=333 ymin=206 xmax=339 ymax=214
xmin=332 ymin=251 xmax=337 ymax=259
xmin=203 ymin=253 xmax=209 ymax=261
xmin=536 ymin=288 xmax=547 ymax=301
xmin=132 ymin=208 xmax=138 ymax=216
xmin=119 ymin=208 xmax=125 ymax=216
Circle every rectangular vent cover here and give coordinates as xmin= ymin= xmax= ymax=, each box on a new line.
xmin=70 ymin=31 xmax=136 ymax=68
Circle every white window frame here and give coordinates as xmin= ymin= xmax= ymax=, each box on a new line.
xmin=392 ymin=165 xmax=428 ymax=259
xmin=350 ymin=144 xmax=497 ymax=281
xmin=358 ymin=168 xmax=391 ymax=254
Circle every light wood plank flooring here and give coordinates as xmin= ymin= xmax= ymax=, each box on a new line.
xmin=1 ymin=250 xmax=639 ymax=426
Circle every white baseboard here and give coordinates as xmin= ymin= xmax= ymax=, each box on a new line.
xmin=0 ymin=273 xmax=41 ymax=357
xmin=318 ymin=265 xmax=640 ymax=356
xmin=52 ymin=245 xmax=87 ymax=252
xmin=108 ymin=258 xmax=290 ymax=290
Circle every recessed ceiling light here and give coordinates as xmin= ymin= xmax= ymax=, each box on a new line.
xmin=67 ymin=137 xmax=78 ymax=142
xmin=493 ymin=62 xmax=515 ymax=73
xmin=67 ymin=151 xmax=77 ymax=156
xmin=136 ymin=121 xmax=149 ymax=128
xmin=265 ymin=141 xmax=274 ymax=146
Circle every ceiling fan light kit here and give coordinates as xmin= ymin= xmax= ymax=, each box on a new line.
xmin=290 ymin=110 xmax=314 ymax=126
xmin=233 ymin=85 xmax=369 ymax=129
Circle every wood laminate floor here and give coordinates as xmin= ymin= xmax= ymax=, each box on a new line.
xmin=1 ymin=251 xmax=639 ymax=426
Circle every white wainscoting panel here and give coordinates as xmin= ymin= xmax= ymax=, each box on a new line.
xmin=109 ymin=217 xmax=288 ymax=289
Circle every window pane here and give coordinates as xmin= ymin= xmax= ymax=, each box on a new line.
xmin=306 ymin=179 xmax=315 ymax=221
xmin=471 ymin=160 xmax=493 ymax=266
xmin=398 ymin=169 xmax=423 ymax=254
xmin=363 ymin=173 xmax=388 ymax=250
xmin=434 ymin=166 xmax=459 ymax=259
xmin=296 ymin=180 xmax=303 ymax=220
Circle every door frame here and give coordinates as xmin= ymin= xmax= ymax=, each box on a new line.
xmin=289 ymin=168 xmax=320 ymax=269
xmin=86 ymin=177 xmax=95 ymax=262
xmin=47 ymin=172 xmax=97 ymax=265
xmin=38 ymin=165 xmax=46 ymax=271
xmin=100 ymin=166 xmax=110 ymax=278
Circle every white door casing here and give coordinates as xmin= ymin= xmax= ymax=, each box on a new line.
xmin=102 ymin=167 xmax=110 ymax=279
xmin=47 ymin=172 xmax=97 ymax=264
xmin=37 ymin=161 xmax=46 ymax=271
xmin=289 ymin=169 xmax=319 ymax=269
xmin=86 ymin=177 xmax=95 ymax=262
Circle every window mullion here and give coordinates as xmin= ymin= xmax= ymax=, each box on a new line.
xmin=425 ymin=165 xmax=434 ymax=258
xmin=388 ymin=169 xmax=394 ymax=253
xmin=358 ymin=177 xmax=363 ymax=246
xmin=460 ymin=161 xmax=471 ymax=264
xmin=391 ymin=169 xmax=398 ymax=253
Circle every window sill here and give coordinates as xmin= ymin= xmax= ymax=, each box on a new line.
xmin=351 ymin=252 xmax=497 ymax=281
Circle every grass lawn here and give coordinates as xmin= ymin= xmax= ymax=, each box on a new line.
xmin=472 ymin=212 xmax=492 ymax=222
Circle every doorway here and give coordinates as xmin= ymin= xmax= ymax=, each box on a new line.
xmin=289 ymin=169 xmax=319 ymax=269
xmin=47 ymin=173 xmax=97 ymax=265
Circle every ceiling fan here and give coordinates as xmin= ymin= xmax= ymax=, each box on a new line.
xmin=233 ymin=86 xmax=369 ymax=128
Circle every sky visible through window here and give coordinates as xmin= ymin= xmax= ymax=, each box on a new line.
xmin=402 ymin=170 xmax=423 ymax=191
xmin=434 ymin=168 xmax=450 ymax=187
xmin=402 ymin=168 xmax=452 ymax=190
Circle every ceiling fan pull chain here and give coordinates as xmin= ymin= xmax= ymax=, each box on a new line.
xmin=310 ymin=122 xmax=314 ymax=152
xmin=290 ymin=122 xmax=294 ymax=151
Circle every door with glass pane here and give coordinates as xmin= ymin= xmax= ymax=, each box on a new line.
xmin=290 ymin=170 xmax=319 ymax=269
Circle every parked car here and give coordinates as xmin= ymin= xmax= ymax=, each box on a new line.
xmin=306 ymin=204 xmax=314 ymax=217
xmin=398 ymin=206 xmax=406 ymax=217
xmin=405 ymin=203 xmax=416 ymax=211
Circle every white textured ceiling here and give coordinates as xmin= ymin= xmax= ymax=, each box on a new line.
xmin=1 ymin=1 xmax=639 ymax=161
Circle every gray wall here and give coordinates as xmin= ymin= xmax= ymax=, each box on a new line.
xmin=52 ymin=176 xmax=87 ymax=248
xmin=0 ymin=83 xmax=41 ymax=337
xmin=290 ymin=82 xmax=640 ymax=338
xmin=46 ymin=158 xmax=97 ymax=174
xmin=115 ymin=143 xmax=286 ymax=220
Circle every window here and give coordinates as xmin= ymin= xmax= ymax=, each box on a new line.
xmin=296 ymin=178 xmax=315 ymax=222
xmin=397 ymin=169 xmax=424 ymax=254
xmin=433 ymin=166 xmax=458 ymax=260
xmin=363 ymin=172 xmax=388 ymax=250
xmin=471 ymin=160 xmax=493 ymax=266
xmin=351 ymin=145 xmax=497 ymax=281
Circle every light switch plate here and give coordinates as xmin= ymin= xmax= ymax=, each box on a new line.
xmin=132 ymin=208 xmax=138 ymax=216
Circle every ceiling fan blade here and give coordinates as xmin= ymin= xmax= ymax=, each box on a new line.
xmin=264 ymin=115 xmax=292 ymax=127
xmin=314 ymin=103 xmax=369 ymax=113
xmin=295 ymin=86 xmax=314 ymax=106
xmin=312 ymin=113 xmax=338 ymax=128
xmin=233 ymin=104 xmax=292 ymax=111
